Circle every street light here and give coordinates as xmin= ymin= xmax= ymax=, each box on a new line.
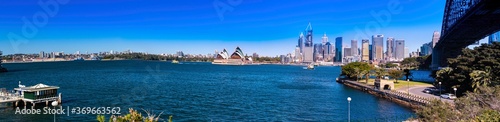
xmin=52 ymin=101 xmax=58 ymax=122
xmin=347 ymin=97 xmax=351 ymax=122
xmin=454 ymin=87 xmax=457 ymax=96
xmin=439 ymin=82 xmax=442 ymax=100
xmin=407 ymin=79 xmax=410 ymax=96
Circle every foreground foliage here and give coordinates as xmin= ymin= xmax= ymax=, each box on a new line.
xmin=97 ymin=108 xmax=170 ymax=122
xmin=416 ymin=86 xmax=500 ymax=121
xmin=434 ymin=42 xmax=500 ymax=96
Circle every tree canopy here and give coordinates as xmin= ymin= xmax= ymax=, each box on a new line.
xmin=387 ymin=69 xmax=404 ymax=83
xmin=400 ymin=55 xmax=430 ymax=69
xmin=341 ymin=62 xmax=372 ymax=81
xmin=434 ymin=42 xmax=500 ymax=96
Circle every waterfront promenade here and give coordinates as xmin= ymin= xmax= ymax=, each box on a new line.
xmin=338 ymin=78 xmax=450 ymax=109
xmin=396 ymin=86 xmax=454 ymax=103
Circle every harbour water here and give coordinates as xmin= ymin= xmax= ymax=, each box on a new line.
xmin=0 ymin=60 xmax=414 ymax=121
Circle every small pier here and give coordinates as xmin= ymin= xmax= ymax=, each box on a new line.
xmin=0 ymin=82 xmax=61 ymax=108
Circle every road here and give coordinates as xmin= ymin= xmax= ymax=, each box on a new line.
xmin=397 ymin=85 xmax=454 ymax=103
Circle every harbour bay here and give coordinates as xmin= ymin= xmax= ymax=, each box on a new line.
xmin=0 ymin=60 xmax=413 ymax=121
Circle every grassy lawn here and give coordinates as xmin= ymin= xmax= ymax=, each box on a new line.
xmin=355 ymin=79 xmax=432 ymax=89
xmin=356 ymin=79 xmax=375 ymax=85
xmin=394 ymin=80 xmax=433 ymax=89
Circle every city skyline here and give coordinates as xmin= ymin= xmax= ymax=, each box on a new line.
xmin=0 ymin=0 xmax=488 ymax=56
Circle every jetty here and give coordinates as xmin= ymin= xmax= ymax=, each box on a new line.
xmin=0 ymin=81 xmax=61 ymax=108
xmin=337 ymin=78 xmax=434 ymax=109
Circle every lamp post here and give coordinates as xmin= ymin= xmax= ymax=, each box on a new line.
xmin=439 ymin=82 xmax=442 ymax=100
xmin=454 ymin=87 xmax=457 ymax=96
xmin=347 ymin=97 xmax=351 ymax=122
xmin=51 ymin=101 xmax=58 ymax=122
xmin=407 ymin=79 xmax=410 ymax=96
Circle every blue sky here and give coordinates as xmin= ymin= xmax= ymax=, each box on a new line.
xmin=0 ymin=0 xmax=482 ymax=56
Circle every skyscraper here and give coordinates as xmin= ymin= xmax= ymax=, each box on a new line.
xmin=372 ymin=35 xmax=384 ymax=61
xmin=395 ymin=39 xmax=405 ymax=60
xmin=361 ymin=39 xmax=369 ymax=62
xmin=432 ymin=31 xmax=440 ymax=48
xmin=324 ymin=42 xmax=333 ymax=61
xmin=305 ymin=23 xmax=313 ymax=47
xmin=420 ymin=42 xmax=432 ymax=56
xmin=351 ymin=40 xmax=358 ymax=56
xmin=322 ymin=33 xmax=328 ymax=45
xmin=404 ymin=47 xmax=409 ymax=58
xmin=386 ymin=37 xmax=394 ymax=60
xmin=369 ymin=44 xmax=373 ymax=61
xmin=313 ymin=43 xmax=323 ymax=62
xmin=294 ymin=47 xmax=301 ymax=62
xmin=489 ymin=31 xmax=500 ymax=44
xmin=335 ymin=37 xmax=343 ymax=62
xmin=303 ymin=23 xmax=314 ymax=63
xmin=344 ymin=47 xmax=352 ymax=63
xmin=298 ymin=32 xmax=304 ymax=53
xmin=39 ymin=51 xmax=45 ymax=58
xmin=344 ymin=48 xmax=352 ymax=57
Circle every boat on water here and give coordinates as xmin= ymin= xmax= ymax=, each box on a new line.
xmin=74 ymin=57 xmax=85 ymax=61
xmin=172 ymin=60 xmax=179 ymax=64
xmin=303 ymin=64 xmax=314 ymax=70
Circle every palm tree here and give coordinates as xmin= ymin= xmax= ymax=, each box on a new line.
xmin=469 ymin=69 xmax=492 ymax=92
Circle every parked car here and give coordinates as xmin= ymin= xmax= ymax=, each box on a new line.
xmin=422 ymin=88 xmax=433 ymax=94
xmin=440 ymin=93 xmax=457 ymax=99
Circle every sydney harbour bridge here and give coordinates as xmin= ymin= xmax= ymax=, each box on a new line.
xmin=431 ymin=0 xmax=500 ymax=69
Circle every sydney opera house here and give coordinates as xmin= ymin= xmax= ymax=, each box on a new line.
xmin=213 ymin=47 xmax=254 ymax=65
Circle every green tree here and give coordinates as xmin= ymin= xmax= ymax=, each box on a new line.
xmin=401 ymin=57 xmax=419 ymax=69
xmin=387 ymin=69 xmax=404 ymax=83
xmin=341 ymin=62 xmax=372 ymax=81
xmin=385 ymin=63 xmax=398 ymax=68
xmin=373 ymin=68 xmax=387 ymax=79
xmin=431 ymin=42 xmax=500 ymax=95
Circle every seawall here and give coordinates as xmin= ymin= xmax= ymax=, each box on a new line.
xmin=337 ymin=78 xmax=432 ymax=111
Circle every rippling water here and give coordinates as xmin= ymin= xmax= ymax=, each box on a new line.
xmin=0 ymin=60 xmax=414 ymax=121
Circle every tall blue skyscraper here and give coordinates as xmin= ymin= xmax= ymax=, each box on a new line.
xmin=335 ymin=37 xmax=343 ymax=62
xmin=305 ymin=23 xmax=313 ymax=47
xmin=489 ymin=31 xmax=500 ymax=44
xmin=369 ymin=44 xmax=373 ymax=61
xmin=420 ymin=42 xmax=432 ymax=56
